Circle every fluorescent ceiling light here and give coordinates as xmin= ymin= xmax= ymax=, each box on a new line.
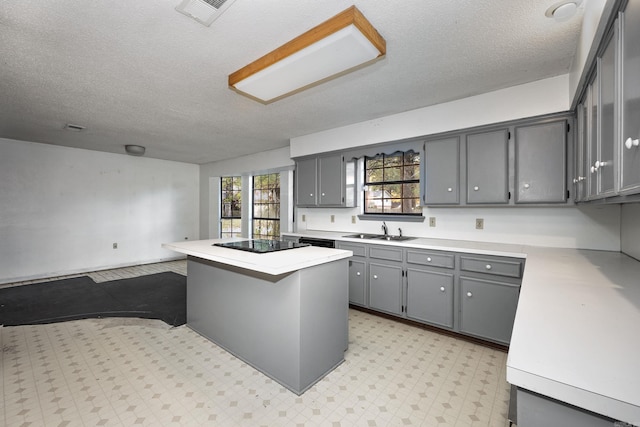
xmin=228 ymin=6 xmax=386 ymax=103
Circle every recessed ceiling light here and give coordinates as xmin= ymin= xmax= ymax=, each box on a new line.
xmin=125 ymin=145 xmax=146 ymax=156
xmin=545 ymin=1 xmax=583 ymax=22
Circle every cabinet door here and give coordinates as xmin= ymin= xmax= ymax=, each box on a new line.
xmin=621 ymin=2 xmax=640 ymax=193
xmin=406 ymin=269 xmax=454 ymax=328
xmin=514 ymin=120 xmax=567 ymax=203
xmin=587 ymin=74 xmax=599 ymax=199
xmin=466 ymin=130 xmax=509 ymax=204
xmin=348 ymin=259 xmax=367 ymax=306
xmin=369 ymin=262 xmax=403 ymax=316
xmin=459 ymin=277 xmax=520 ymax=344
xmin=318 ymin=155 xmax=344 ymax=206
xmin=598 ymin=28 xmax=617 ymax=195
xmin=296 ymin=158 xmax=317 ymax=206
xmin=575 ymin=103 xmax=588 ymax=201
xmin=424 ymin=137 xmax=460 ymax=205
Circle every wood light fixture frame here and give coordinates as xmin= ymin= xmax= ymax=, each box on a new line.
xmin=228 ymin=6 xmax=386 ymax=103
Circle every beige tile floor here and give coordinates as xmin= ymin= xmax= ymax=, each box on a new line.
xmin=1 ymin=261 xmax=511 ymax=427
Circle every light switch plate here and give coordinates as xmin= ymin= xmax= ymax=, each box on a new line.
xmin=330 ymin=215 xmax=335 ymax=223
xmin=352 ymin=215 xmax=356 ymax=224
xmin=429 ymin=217 xmax=436 ymax=227
xmin=302 ymin=214 xmax=306 ymax=222
xmin=475 ymin=218 xmax=484 ymax=230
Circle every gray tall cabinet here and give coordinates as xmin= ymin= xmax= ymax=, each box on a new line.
xmin=621 ymin=0 xmax=640 ymax=194
xmin=572 ymin=0 xmax=640 ymax=202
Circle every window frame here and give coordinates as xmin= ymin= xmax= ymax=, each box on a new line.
xmin=252 ymin=173 xmax=281 ymax=240
xmin=220 ymin=176 xmax=242 ymax=238
xmin=363 ymin=150 xmax=421 ymax=216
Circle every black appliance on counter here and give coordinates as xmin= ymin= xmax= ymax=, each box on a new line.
xmin=298 ymin=237 xmax=336 ymax=248
xmin=213 ymin=239 xmax=309 ymax=253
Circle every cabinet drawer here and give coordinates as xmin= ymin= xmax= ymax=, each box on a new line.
xmin=368 ymin=245 xmax=403 ymax=262
xmin=406 ymin=249 xmax=455 ymax=269
xmin=336 ymin=242 xmax=366 ymax=257
xmin=460 ymin=255 xmax=523 ymax=278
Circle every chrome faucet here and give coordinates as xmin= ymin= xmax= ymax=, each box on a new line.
xmin=381 ymin=221 xmax=388 ymax=236
xmin=398 ymin=228 xmax=402 ymax=237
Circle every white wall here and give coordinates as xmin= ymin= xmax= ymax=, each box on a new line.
xmin=568 ymin=0 xmax=611 ymax=102
xmin=199 ymin=147 xmax=294 ymax=239
xmin=290 ymin=75 xmax=570 ymax=158
xmin=0 ymin=138 xmax=199 ymax=284
xmin=621 ymin=202 xmax=640 ymax=260
xmin=296 ymin=204 xmax=621 ymax=251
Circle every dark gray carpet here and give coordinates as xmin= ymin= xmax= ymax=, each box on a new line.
xmin=0 ymin=272 xmax=186 ymax=327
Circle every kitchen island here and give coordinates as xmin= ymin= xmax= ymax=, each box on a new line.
xmin=162 ymin=239 xmax=352 ymax=395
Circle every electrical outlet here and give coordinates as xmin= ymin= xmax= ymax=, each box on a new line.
xmin=113 ymin=243 xmax=118 ymax=249
xmin=475 ymin=218 xmax=484 ymax=230
xmin=330 ymin=215 xmax=335 ymax=223
xmin=302 ymin=214 xmax=306 ymax=222
xmin=184 ymin=237 xmax=188 ymax=240
xmin=429 ymin=217 xmax=436 ymax=227
xmin=351 ymin=215 xmax=356 ymax=224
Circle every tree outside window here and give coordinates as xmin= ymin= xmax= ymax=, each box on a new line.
xmin=364 ymin=151 xmax=421 ymax=215
xmin=220 ymin=176 xmax=241 ymax=238
xmin=252 ymin=173 xmax=280 ymax=239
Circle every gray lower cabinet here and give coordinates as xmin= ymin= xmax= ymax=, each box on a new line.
xmin=459 ymin=276 xmax=520 ymax=345
xmin=466 ymin=129 xmax=510 ymax=204
xmin=514 ymin=120 xmax=568 ymax=203
xmin=369 ymin=262 xmax=403 ymax=316
xmin=406 ymin=268 xmax=454 ymax=328
xmin=348 ymin=259 xmax=367 ymax=306
xmin=334 ymin=239 xmax=523 ymax=345
xmin=337 ymin=242 xmax=367 ymax=307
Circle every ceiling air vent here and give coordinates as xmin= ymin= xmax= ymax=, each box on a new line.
xmin=176 ymin=0 xmax=237 ymax=27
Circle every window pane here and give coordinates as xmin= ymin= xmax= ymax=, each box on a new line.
xmin=384 ymin=166 xmax=402 ymax=181
xmin=404 ymin=164 xmax=420 ymax=180
xmin=404 ymin=151 xmax=420 ymax=165
xmin=366 ymin=157 xmax=383 ymax=169
xmin=220 ymin=176 xmax=241 ymax=237
xmin=383 ymin=153 xmax=403 ymax=167
xmin=403 ymin=183 xmax=420 ymax=198
xmin=366 ymin=168 xmax=384 ymax=184
xmin=252 ymin=173 xmax=280 ymax=239
xmin=388 ymin=198 xmax=402 ymax=213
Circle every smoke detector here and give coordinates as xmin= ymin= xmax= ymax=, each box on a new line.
xmin=176 ymin=0 xmax=237 ymax=27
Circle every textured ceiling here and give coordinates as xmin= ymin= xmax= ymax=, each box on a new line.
xmin=0 ymin=0 xmax=584 ymax=164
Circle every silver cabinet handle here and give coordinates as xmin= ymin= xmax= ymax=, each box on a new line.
xmin=440 ymin=286 xmax=445 ymax=292
xmin=310 ymin=193 xmax=314 ymax=196
xmin=447 ymin=187 xmax=453 ymax=192
xmin=625 ymin=137 xmax=639 ymax=149
xmin=321 ymin=192 xmax=326 ymax=196
xmin=524 ymin=183 xmax=530 ymax=189
xmin=427 ymin=257 xmax=432 ymax=262
xmin=485 ymin=264 xmax=492 ymax=270
xmin=473 ymin=186 xmax=479 ymax=191
xmin=467 ymin=292 xmax=473 ymax=297
xmin=373 ymin=275 xmax=378 ymax=279
xmin=356 ymin=272 xmax=361 ymax=276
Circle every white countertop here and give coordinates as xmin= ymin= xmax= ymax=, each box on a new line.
xmin=162 ymin=238 xmax=352 ymax=276
xmin=285 ymin=231 xmax=640 ymax=424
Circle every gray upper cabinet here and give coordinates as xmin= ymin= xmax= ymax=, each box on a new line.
xmin=598 ymin=27 xmax=617 ymax=196
xmin=621 ymin=1 xmax=640 ymax=194
xmin=423 ymin=137 xmax=459 ymax=205
xmin=587 ymin=74 xmax=599 ymax=199
xmin=573 ymin=102 xmax=588 ymax=202
xmin=295 ymin=154 xmax=350 ymax=207
xmin=318 ymin=155 xmax=344 ymax=206
xmin=514 ymin=120 xmax=567 ymax=204
xmin=295 ymin=157 xmax=318 ymax=207
xmin=466 ymin=129 xmax=509 ymax=204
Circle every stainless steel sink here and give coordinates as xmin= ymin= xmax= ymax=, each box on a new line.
xmin=342 ymin=233 xmax=416 ymax=242
xmin=372 ymin=235 xmax=416 ymax=242
xmin=342 ymin=233 xmax=383 ymax=239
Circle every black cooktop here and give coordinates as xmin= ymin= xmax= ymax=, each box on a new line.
xmin=213 ymin=239 xmax=309 ymax=253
